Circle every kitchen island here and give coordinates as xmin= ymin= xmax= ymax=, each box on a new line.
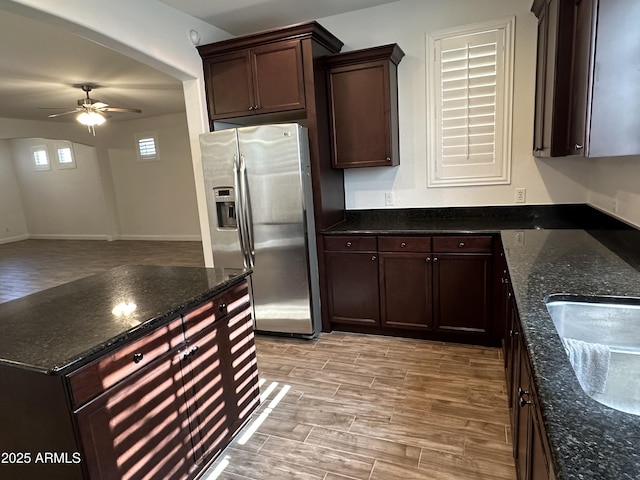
xmin=0 ymin=265 xmax=260 ymax=480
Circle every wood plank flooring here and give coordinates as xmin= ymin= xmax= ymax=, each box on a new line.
xmin=0 ymin=239 xmax=515 ymax=479
xmin=0 ymin=239 xmax=204 ymax=303
xmin=204 ymin=333 xmax=516 ymax=480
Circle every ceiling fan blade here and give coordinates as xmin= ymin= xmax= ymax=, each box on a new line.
xmin=101 ymin=106 xmax=142 ymax=114
xmin=48 ymin=109 xmax=82 ymax=118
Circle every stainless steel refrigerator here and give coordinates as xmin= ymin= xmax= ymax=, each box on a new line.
xmin=199 ymin=124 xmax=321 ymax=337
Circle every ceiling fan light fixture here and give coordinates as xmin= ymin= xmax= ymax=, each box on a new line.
xmin=77 ymin=110 xmax=106 ymax=126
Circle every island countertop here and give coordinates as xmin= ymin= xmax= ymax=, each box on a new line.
xmin=0 ymin=265 xmax=250 ymax=374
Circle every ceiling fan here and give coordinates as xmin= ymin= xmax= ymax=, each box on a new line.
xmin=45 ymin=84 xmax=142 ymax=134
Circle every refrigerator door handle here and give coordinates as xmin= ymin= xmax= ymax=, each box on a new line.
xmin=239 ymin=153 xmax=256 ymax=267
xmin=233 ymin=154 xmax=250 ymax=268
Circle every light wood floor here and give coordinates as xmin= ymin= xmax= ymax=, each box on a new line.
xmin=203 ymin=333 xmax=515 ymax=480
xmin=0 ymin=239 xmax=204 ymax=303
xmin=0 ymin=239 xmax=515 ymax=479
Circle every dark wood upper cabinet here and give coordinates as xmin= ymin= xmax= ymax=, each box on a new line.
xmin=532 ymin=0 xmax=640 ymax=158
xmin=198 ymin=22 xmax=343 ymax=123
xmin=203 ymin=40 xmax=305 ymax=119
xmin=325 ymin=44 xmax=404 ymax=168
xmin=531 ymin=0 xmax=574 ymax=157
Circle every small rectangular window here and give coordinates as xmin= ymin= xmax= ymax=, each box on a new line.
xmin=135 ymin=133 xmax=160 ymax=162
xmin=32 ymin=145 xmax=50 ymax=171
xmin=55 ymin=141 xmax=76 ymax=169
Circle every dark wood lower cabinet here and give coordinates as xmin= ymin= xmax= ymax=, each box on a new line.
xmin=508 ymin=291 xmax=554 ymax=480
xmin=433 ymin=253 xmax=491 ymax=335
xmin=379 ymin=252 xmax=432 ymax=329
xmin=324 ymin=234 xmax=495 ymax=343
xmin=76 ymin=353 xmax=197 ymax=480
xmin=325 ymin=238 xmax=380 ymax=325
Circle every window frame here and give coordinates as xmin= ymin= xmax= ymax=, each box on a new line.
xmin=135 ymin=132 xmax=160 ymax=162
xmin=54 ymin=141 xmax=76 ymax=169
xmin=426 ymin=17 xmax=515 ymax=187
xmin=31 ymin=145 xmax=51 ymax=171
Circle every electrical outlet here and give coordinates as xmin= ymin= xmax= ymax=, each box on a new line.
xmin=515 ymin=231 xmax=525 ymax=245
xmin=385 ymin=191 xmax=394 ymax=206
xmin=515 ymin=188 xmax=526 ymax=203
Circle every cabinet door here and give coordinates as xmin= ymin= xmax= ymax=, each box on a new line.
xmin=224 ymin=304 xmax=261 ymax=435
xmin=530 ymin=409 xmax=552 ymax=480
xmin=532 ymin=0 xmax=574 ymax=157
xmin=432 ymin=253 xmax=492 ymax=335
xmin=325 ymin=251 xmax=380 ymax=325
xmin=75 ymin=353 xmax=196 ymax=480
xmin=567 ymin=0 xmax=594 ymax=156
xmin=514 ymin=335 xmax=531 ymax=480
xmin=204 ymin=50 xmax=254 ymax=119
xmin=328 ymin=61 xmax=393 ymax=168
xmin=251 ymin=40 xmax=305 ymax=114
xmin=180 ymin=322 xmax=233 ymax=465
xmin=379 ymin=252 xmax=432 ymax=330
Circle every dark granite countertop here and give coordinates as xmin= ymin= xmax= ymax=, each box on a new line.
xmin=503 ymin=230 xmax=640 ymax=480
xmin=0 ymin=265 xmax=249 ymax=375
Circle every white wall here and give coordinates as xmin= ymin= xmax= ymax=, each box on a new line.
xmin=106 ymin=113 xmax=201 ymax=240
xmin=319 ymin=0 xmax=591 ymax=209
xmin=586 ymin=156 xmax=640 ymax=228
xmin=10 ymin=138 xmax=110 ymax=239
xmin=0 ymin=139 xmax=28 ymax=243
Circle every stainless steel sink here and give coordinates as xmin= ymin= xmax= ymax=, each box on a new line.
xmin=546 ymin=294 xmax=640 ymax=415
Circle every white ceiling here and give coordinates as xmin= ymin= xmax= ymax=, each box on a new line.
xmin=0 ymin=0 xmax=400 ymax=125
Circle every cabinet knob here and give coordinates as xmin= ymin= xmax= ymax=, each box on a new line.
xmin=534 ymin=147 xmax=542 ymax=152
xmin=346 ymin=241 xmax=352 ymax=247
xmin=575 ymin=143 xmax=583 ymax=150
xmin=518 ymin=387 xmax=530 ymax=398
xmin=219 ymin=303 xmax=227 ymax=312
xmin=458 ymin=242 xmax=465 ymax=248
xmin=426 ymin=257 xmax=431 ymax=262
xmin=386 ymin=157 xmax=391 ymax=162
xmin=248 ymin=106 xmax=254 ymax=111
xmin=433 ymin=257 xmax=438 ymax=262
xmin=371 ymin=255 xmax=377 ymax=261
xmin=400 ymin=242 xmax=407 ymax=248
xmin=133 ymin=352 xmax=144 ymax=364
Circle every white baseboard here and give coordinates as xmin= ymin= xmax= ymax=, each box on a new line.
xmin=0 ymin=234 xmax=30 ymax=245
xmin=28 ymin=234 xmax=109 ymax=241
xmin=116 ymin=234 xmax=202 ymax=242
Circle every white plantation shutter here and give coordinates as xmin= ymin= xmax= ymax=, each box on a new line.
xmin=427 ymin=18 xmax=514 ymax=186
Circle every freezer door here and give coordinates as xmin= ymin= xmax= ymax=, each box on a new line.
xmin=237 ymin=124 xmax=316 ymax=335
xmin=200 ymin=130 xmax=245 ymax=269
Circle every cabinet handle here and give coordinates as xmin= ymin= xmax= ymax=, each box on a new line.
xmin=371 ymin=255 xmax=377 ymax=261
xmin=133 ymin=352 xmax=144 ymax=364
xmin=534 ymin=147 xmax=542 ymax=152
xmin=518 ymin=387 xmax=530 ymax=398
xmin=575 ymin=143 xmax=583 ymax=150
xmin=400 ymin=242 xmax=407 ymax=248
xmin=219 ymin=303 xmax=227 ymax=312
xmin=458 ymin=242 xmax=465 ymax=248
xmin=519 ymin=397 xmax=533 ymax=407
xmin=346 ymin=241 xmax=352 ymax=247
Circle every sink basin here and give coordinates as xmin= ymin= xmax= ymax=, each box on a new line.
xmin=546 ymin=294 xmax=640 ymax=415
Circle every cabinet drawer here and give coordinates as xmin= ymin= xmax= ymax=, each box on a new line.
xmin=324 ymin=236 xmax=377 ymax=252
xmin=68 ymin=317 xmax=184 ymax=409
xmin=433 ymin=236 xmax=493 ymax=253
xmin=378 ymin=236 xmax=431 ymax=252
xmin=183 ymin=280 xmax=250 ymax=339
